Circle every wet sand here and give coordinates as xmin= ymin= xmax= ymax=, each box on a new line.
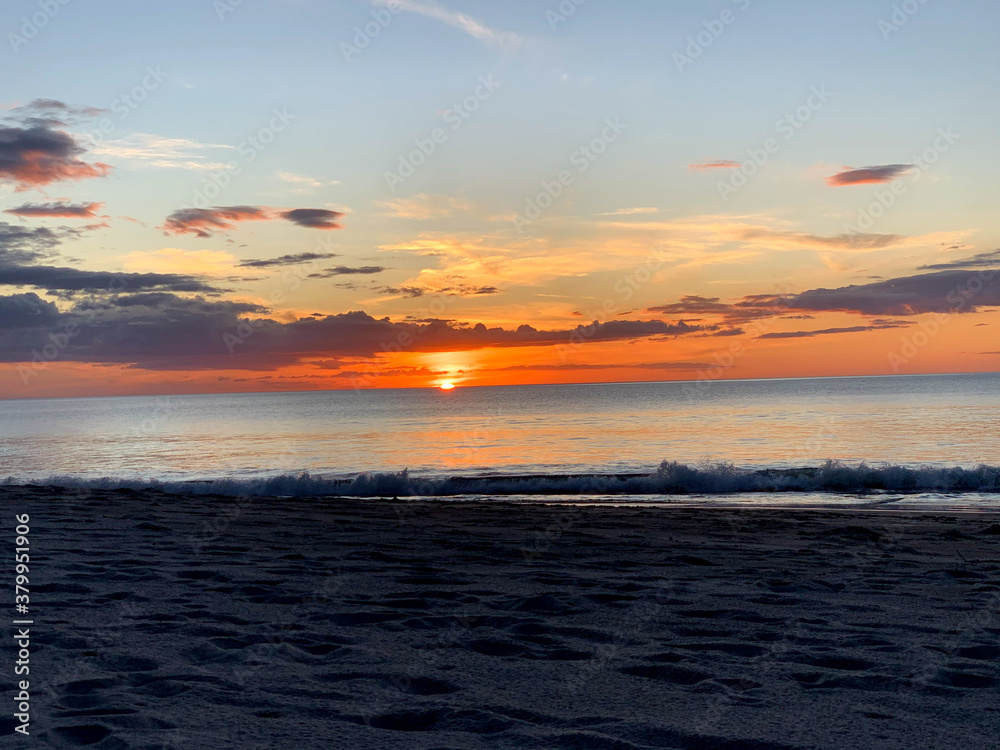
xmin=4 ymin=486 xmax=1000 ymax=749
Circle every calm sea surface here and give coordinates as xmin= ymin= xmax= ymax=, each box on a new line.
xmin=1 ymin=373 xmax=998 ymax=484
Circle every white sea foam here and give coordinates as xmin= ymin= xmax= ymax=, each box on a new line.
xmin=6 ymin=460 xmax=1000 ymax=499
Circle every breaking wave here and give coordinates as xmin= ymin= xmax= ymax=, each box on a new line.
xmin=6 ymin=461 xmax=1000 ymax=498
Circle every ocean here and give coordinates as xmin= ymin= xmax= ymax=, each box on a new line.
xmin=2 ymin=372 xmax=999 ymax=507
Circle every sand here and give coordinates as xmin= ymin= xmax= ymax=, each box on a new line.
xmin=3 ymin=486 xmax=1000 ymax=749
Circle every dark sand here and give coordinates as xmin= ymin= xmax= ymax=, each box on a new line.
xmin=4 ymin=486 xmax=1000 ymax=749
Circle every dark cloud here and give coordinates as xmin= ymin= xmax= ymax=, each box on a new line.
xmin=308 ymin=266 xmax=386 ymax=278
xmin=0 ymin=124 xmax=111 ymax=189
xmin=238 ymin=252 xmax=340 ymax=269
xmin=280 ymin=209 xmax=343 ymax=230
xmin=0 ymin=265 xmax=218 ymax=293
xmin=0 ymin=293 xmax=61 ymax=328
xmin=376 ymin=284 xmax=501 ymax=298
xmin=651 ymin=269 xmax=1000 ymax=326
xmin=827 ymin=164 xmax=912 ymax=186
xmin=436 ymin=284 xmax=502 ymax=296
xmin=739 ymin=270 xmax=1000 ymax=317
xmin=0 ymin=296 xmax=714 ymax=370
xmin=162 ymin=206 xmax=269 ymax=238
xmin=0 ymin=222 xmax=73 ymax=264
xmin=163 ymin=206 xmax=345 ymax=237
xmin=378 ymin=286 xmax=426 ymax=299
xmin=648 ymin=295 xmax=732 ymax=317
xmin=757 ymin=323 xmax=909 ymax=340
xmin=918 ymin=249 xmax=1000 ymax=272
xmin=4 ymin=201 xmax=103 ymax=219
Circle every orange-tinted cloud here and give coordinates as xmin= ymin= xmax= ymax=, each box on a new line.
xmin=689 ymin=160 xmax=740 ymax=171
xmin=162 ymin=206 xmax=270 ymax=238
xmin=827 ymin=164 xmax=912 ymax=186
xmin=163 ymin=206 xmax=344 ymax=237
xmin=0 ymin=125 xmax=111 ymax=190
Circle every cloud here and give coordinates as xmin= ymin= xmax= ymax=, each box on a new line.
xmin=689 ymin=160 xmax=740 ymax=171
xmin=4 ymin=201 xmax=103 ymax=219
xmin=739 ymin=270 xmax=1000 ymax=317
xmin=275 ymin=171 xmax=340 ymax=192
xmin=0 ymin=222 xmax=75 ymax=264
xmin=0 ymin=292 xmax=61 ymax=328
xmin=757 ymin=323 xmax=909 ymax=340
xmin=87 ymin=133 xmax=235 ymax=171
xmin=918 ymin=249 xmax=1000 ymax=271
xmin=307 ymin=266 xmax=386 ymax=278
xmin=377 ymin=194 xmax=474 ymax=220
xmin=0 ymin=265 xmax=217 ymax=293
xmin=162 ymin=206 xmax=270 ymax=238
xmin=598 ymin=207 xmax=660 ymax=216
xmin=375 ymin=0 xmax=520 ymax=49
xmin=163 ymin=206 xmax=345 ymax=237
xmin=0 ymin=298 xmax=716 ymax=370
xmin=492 ymin=361 xmax=712 ymax=373
xmin=0 ymin=219 xmax=217 ymax=295
xmin=647 ymin=295 xmax=735 ymax=317
xmin=827 ymin=164 xmax=913 ymax=186
xmin=238 ymin=252 xmax=340 ymax=269
xmin=375 ymin=283 xmax=501 ymax=298
xmin=279 ymin=208 xmax=343 ymax=230
xmin=0 ymin=124 xmax=111 ymax=189
xmin=738 ymin=227 xmax=904 ymax=250
xmin=6 ymin=99 xmax=107 ymax=127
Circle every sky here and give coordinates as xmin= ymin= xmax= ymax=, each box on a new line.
xmin=1 ymin=0 xmax=999 ymax=398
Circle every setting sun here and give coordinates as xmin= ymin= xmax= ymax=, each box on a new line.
xmin=439 ymin=382 xmax=456 ymax=390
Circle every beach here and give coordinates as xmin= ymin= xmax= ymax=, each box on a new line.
xmin=4 ymin=486 xmax=999 ymax=749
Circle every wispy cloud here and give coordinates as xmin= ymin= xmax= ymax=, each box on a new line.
xmin=918 ymin=249 xmax=1000 ymax=271
xmin=88 ymin=133 xmax=235 ymax=171
xmin=275 ymin=171 xmax=340 ymax=193
xmin=374 ymin=0 xmax=520 ymax=49
xmin=598 ymin=207 xmax=660 ymax=216
xmin=827 ymin=164 xmax=913 ymax=186
xmin=689 ymin=160 xmax=740 ymax=171
xmin=238 ymin=252 xmax=339 ymax=269
xmin=377 ymin=193 xmax=473 ymax=220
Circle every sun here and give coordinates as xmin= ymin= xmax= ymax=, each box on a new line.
xmin=438 ymin=382 xmax=456 ymax=390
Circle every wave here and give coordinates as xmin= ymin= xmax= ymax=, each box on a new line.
xmin=5 ymin=461 xmax=1000 ymax=498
